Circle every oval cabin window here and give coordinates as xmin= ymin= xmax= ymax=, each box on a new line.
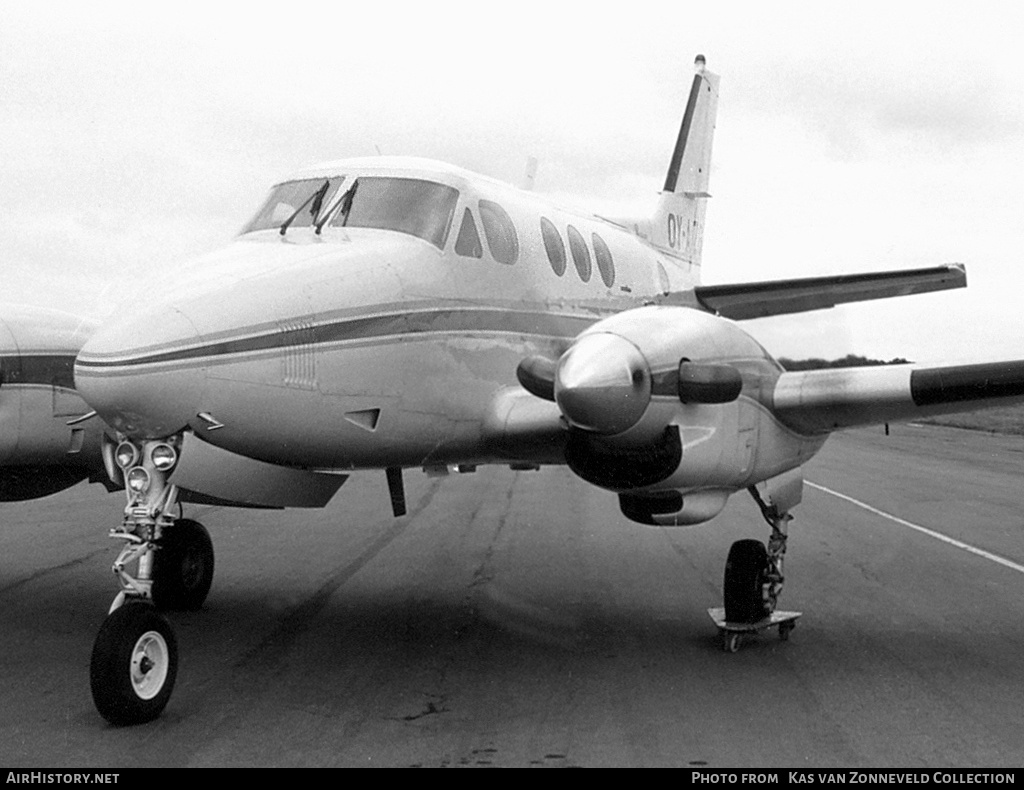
xmin=540 ymin=217 xmax=566 ymax=276
xmin=592 ymin=233 xmax=615 ymax=287
xmin=566 ymin=225 xmax=591 ymax=282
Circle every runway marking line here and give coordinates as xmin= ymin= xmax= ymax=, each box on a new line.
xmin=806 ymin=481 xmax=1024 ymax=576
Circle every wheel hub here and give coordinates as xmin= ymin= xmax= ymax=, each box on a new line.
xmin=130 ymin=630 xmax=169 ymax=700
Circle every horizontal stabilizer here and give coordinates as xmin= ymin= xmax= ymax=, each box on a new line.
xmin=684 ymin=264 xmax=966 ymax=320
xmin=773 ymin=359 xmax=1024 ymax=434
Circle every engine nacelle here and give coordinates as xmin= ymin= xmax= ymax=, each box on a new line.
xmin=0 ymin=305 xmax=108 ymax=500
xmin=565 ymin=426 xmax=682 ymax=491
xmin=552 ymin=306 xmax=790 ymax=488
xmin=552 ymin=306 xmax=778 ymax=448
xmin=517 ymin=305 xmax=821 ymax=513
xmin=619 ymin=488 xmax=731 ymax=526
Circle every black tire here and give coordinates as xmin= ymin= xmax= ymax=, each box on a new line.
xmin=723 ymin=539 xmax=770 ymax=624
xmin=152 ymin=519 xmax=214 ymax=611
xmin=90 ymin=602 xmax=177 ymax=726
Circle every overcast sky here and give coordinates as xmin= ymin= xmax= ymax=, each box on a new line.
xmin=3 ymin=2 xmax=1023 ymax=364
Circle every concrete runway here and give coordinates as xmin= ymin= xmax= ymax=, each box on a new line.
xmin=2 ymin=423 xmax=1024 ymax=767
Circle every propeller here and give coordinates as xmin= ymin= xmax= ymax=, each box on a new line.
xmin=517 ymin=333 xmax=742 ymax=437
xmin=517 ymin=335 xmax=650 ymax=434
xmin=554 ymin=333 xmax=651 ymax=435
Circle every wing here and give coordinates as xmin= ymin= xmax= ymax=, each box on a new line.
xmin=773 ymin=359 xmax=1024 ymax=434
xmin=496 ymin=356 xmax=1024 ymax=450
xmin=496 ymin=302 xmax=1024 ymax=528
xmin=483 ymin=388 xmax=566 ymax=464
xmin=674 ymin=264 xmax=966 ymax=320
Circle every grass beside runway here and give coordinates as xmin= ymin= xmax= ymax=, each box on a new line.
xmin=917 ymin=403 xmax=1024 ymax=435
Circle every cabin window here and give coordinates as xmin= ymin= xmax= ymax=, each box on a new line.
xmin=241 ymin=177 xmax=345 ymax=233
xmin=567 ymin=225 xmax=591 ymax=282
xmin=328 ymin=177 xmax=459 ymax=249
xmin=454 ymin=208 xmax=483 ymax=258
xmin=478 ymin=200 xmax=519 ymax=265
xmin=592 ymin=233 xmax=615 ymax=287
xmin=540 ymin=217 xmax=566 ymax=276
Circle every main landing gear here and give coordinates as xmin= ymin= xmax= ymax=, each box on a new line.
xmin=89 ymin=435 xmax=213 ymax=725
xmin=709 ymin=484 xmax=801 ymax=652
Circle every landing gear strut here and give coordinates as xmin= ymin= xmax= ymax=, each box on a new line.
xmin=711 ymin=482 xmax=801 ymax=651
xmin=747 ymin=484 xmax=790 ymax=615
xmin=90 ymin=435 xmax=211 ymax=725
xmin=722 ymin=487 xmax=789 ymax=624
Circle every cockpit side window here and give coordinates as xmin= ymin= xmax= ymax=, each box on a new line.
xmin=478 ymin=200 xmax=519 ymax=265
xmin=329 ymin=177 xmax=459 ymax=249
xmin=454 ymin=208 xmax=483 ymax=258
xmin=241 ymin=177 xmax=345 ymax=234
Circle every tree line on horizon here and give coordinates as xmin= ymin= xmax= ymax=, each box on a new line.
xmin=778 ymin=354 xmax=911 ymax=371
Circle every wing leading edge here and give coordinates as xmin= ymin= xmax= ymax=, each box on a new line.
xmin=683 ymin=264 xmax=966 ymax=320
xmin=773 ymin=359 xmax=1024 ymax=435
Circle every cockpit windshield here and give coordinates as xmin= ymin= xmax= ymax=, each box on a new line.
xmin=241 ymin=177 xmax=345 ymax=234
xmin=328 ymin=177 xmax=459 ymax=249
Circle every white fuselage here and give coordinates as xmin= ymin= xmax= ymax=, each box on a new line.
xmin=74 ymin=158 xmax=822 ymax=492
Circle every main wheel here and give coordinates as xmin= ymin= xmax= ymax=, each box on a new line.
xmin=152 ymin=519 xmax=214 ymax=611
xmin=723 ymin=539 xmax=771 ymax=624
xmin=90 ymin=602 xmax=177 ymax=725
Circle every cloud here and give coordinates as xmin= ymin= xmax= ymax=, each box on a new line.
xmin=778 ymin=67 xmax=1019 ymax=160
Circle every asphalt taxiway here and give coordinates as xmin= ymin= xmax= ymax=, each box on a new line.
xmin=2 ymin=423 xmax=1023 ymax=767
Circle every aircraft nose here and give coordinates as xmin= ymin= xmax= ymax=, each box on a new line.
xmin=555 ymin=333 xmax=651 ymax=435
xmin=75 ymin=306 xmax=204 ymax=438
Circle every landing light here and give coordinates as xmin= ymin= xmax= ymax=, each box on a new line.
xmin=126 ymin=467 xmax=151 ymax=494
xmin=150 ymin=443 xmax=178 ymax=471
xmin=115 ymin=441 xmax=139 ymax=469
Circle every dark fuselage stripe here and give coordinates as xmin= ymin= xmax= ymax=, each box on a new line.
xmin=0 ymin=354 xmax=77 ymax=390
xmin=75 ymin=309 xmax=596 ymax=370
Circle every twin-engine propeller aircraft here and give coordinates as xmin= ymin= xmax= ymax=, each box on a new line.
xmin=4 ymin=55 xmax=1024 ymax=725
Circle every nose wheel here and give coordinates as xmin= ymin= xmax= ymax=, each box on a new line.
xmin=723 ymin=538 xmax=772 ymax=623
xmin=152 ymin=519 xmax=214 ymax=611
xmin=90 ymin=602 xmax=178 ymax=725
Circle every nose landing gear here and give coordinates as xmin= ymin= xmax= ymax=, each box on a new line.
xmin=90 ymin=435 xmax=213 ymax=725
xmin=710 ymin=483 xmax=802 ymax=652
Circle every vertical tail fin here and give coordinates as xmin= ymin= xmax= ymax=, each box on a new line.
xmin=650 ymin=55 xmax=720 ymax=276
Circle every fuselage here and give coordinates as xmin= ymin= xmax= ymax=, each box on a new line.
xmin=74 ymin=157 xmax=821 ymax=486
